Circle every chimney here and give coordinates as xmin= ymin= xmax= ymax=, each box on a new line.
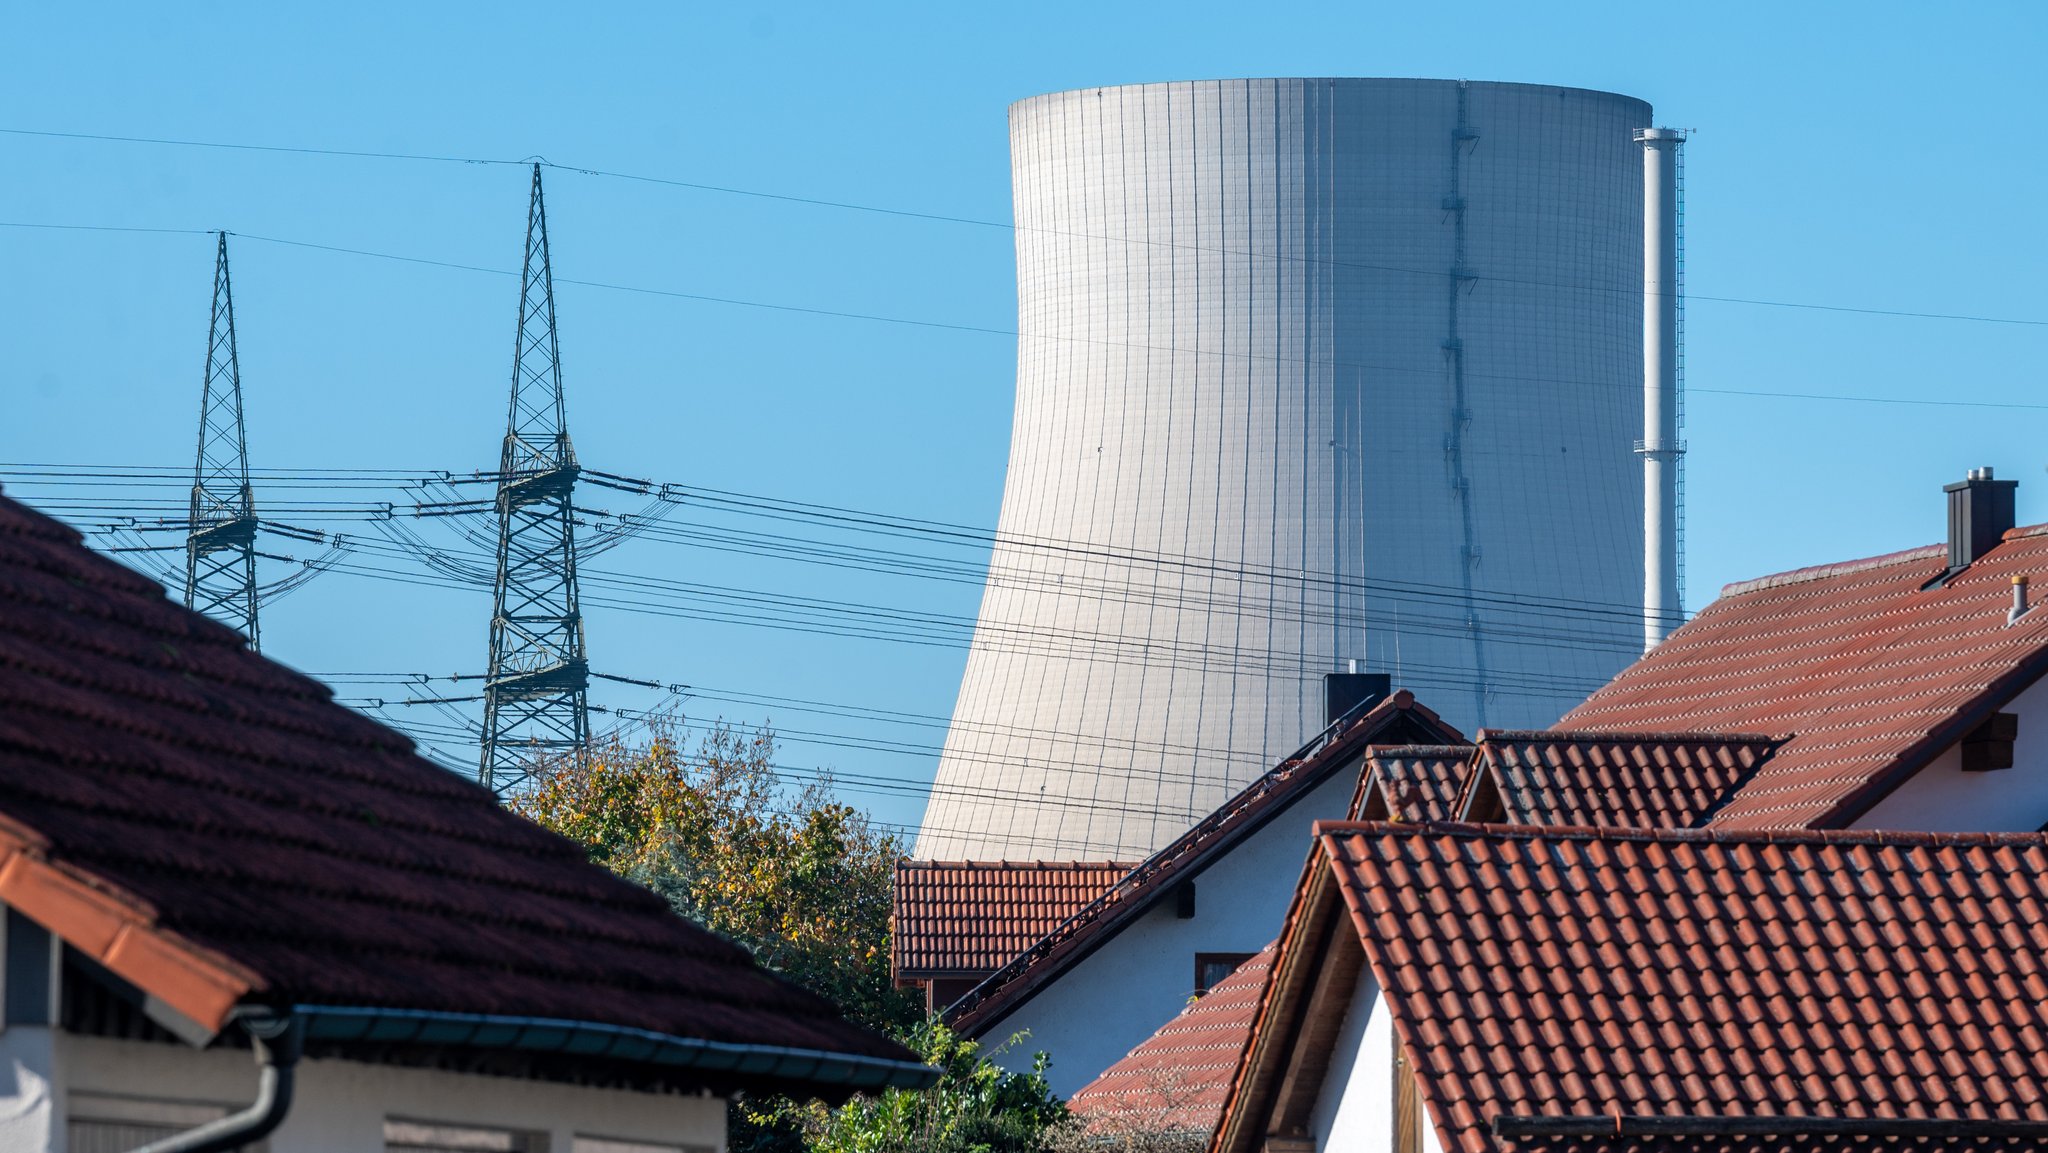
xmin=1323 ymin=669 xmax=1392 ymax=726
xmin=1944 ymin=467 xmax=2018 ymax=575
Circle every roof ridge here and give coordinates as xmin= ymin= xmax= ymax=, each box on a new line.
xmin=900 ymin=859 xmax=1139 ymax=870
xmin=1317 ymin=819 xmax=2048 ymax=849
xmin=1365 ymin=743 xmax=1477 ymax=756
xmin=1505 ymin=729 xmax=1784 ymax=744
xmin=1719 ymin=541 xmax=1947 ymax=598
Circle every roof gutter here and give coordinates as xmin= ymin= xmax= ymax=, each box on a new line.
xmin=294 ymin=1004 xmax=938 ymax=1091
xmin=131 ymin=1012 xmax=302 ymax=1153
xmin=1495 ymin=1114 xmax=2048 ymax=1140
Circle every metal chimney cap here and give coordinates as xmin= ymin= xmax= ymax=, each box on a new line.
xmin=1970 ymin=466 xmax=1995 ymax=481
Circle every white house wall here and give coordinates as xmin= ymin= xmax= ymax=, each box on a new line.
xmin=54 ymin=1033 xmax=727 ymax=1153
xmin=1302 ymin=981 xmax=1447 ymax=1153
xmin=921 ymin=78 xmax=1653 ymax=860
xmin=980 ymin=767 xmax=1359 ymax=1097
xmin=1307 ymin=973 xmax=1387 ymax=1149
xmin=1854 ymin=671 xmax=2048 ymax=831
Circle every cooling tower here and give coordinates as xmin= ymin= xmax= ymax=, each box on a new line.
xmin=919 ymin=79 xmax=1654 ymax=860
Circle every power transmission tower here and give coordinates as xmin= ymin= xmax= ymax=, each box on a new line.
xmin=479 ymin=165 xmax=590 ymax=793
xmin=185 ymin=232 xmax=261 ymax=649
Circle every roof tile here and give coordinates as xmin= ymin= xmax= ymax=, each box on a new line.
xmin=892 ymin=860 xmax=1135 ymax=976
xmin=1315 ymin=823 xmax=2048 ymax=1152
xmin=1065 ymin=944 xmax=1275 ymax=1134
xmin=1560 ymin=525 xmax=2048 ymax=829
xmin=0 ymin=494 xmax=915 ymax=1085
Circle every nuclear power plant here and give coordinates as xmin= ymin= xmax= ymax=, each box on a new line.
xmin=918 ymin=78 xmax=1680 ymax=860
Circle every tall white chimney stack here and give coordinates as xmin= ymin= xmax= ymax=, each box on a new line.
xmin=1636 ymin=127 xmax=1685 ymax=651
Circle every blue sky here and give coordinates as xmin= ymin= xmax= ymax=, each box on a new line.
xmin=3 ymin=2 xmax=2044 ymax=836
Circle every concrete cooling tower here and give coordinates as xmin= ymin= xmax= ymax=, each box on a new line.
xmin=918 ymin=79 xmax=1658 ymax=860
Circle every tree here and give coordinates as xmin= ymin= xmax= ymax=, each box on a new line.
xmin=803 ymin=1022 xmax=1068 ymax=1153
xmin=510 ymin=722 xmax=920 ymax=1035
xmin=514 ymin=723 xmax=1072 ymax=1153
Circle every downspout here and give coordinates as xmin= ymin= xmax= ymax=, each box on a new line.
xmin=130 ymin=1012 xmax=303 ymax=1153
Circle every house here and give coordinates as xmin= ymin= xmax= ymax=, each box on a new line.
xmin=1063 ymin=942 xmax=1274 ymax=1139
xmin=0 ymin=494 xmax=933 ymax=1153
xmin=935 ymin=688 xmax=1465 ymax=1096
xmin=1215 ymin=820 xmax=2048 ymax=1153
xmin=1559 ymin=468 xmax=2048 ymax=832
xmin=892 ymin=860 xmax=1135 ymax=1012
xmin=1068 ymin=731 xmax=1787 ymax=1138
xmin=1061 ymin=743 xmax=1470 ymax=1133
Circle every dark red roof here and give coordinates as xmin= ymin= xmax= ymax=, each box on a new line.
xmin=1067 ymin=943 xmax=1274 ymax=1135
xmin=0 ymin=494 xmax=922 ymax=1094
xmin=1559 ymin=524 xmax=2048 ymax=829
xmin=1464 ymin=730 xmax=1782 ymax=829
xmin=893 ymin=860 xmax=1135 ymax=978
xmin=945 ymin=691 xmax=1463 ymax=1035
xmin=1354 ymin=745 xmax=1474 ymax=822
xmin=1223 ymin=822 xmax=2048 ymax=1153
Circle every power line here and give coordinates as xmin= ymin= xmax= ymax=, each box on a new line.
xmin=8 ymin=219 xmax=2044 ymax=415
xmin=6 ymin=125 xmax=2048 ymax=329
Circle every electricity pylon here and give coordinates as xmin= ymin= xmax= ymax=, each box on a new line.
xmin=185 ymin=232 xmax=261 ymax=649
xmin=479 ymin=165 xmax=590 ymax=793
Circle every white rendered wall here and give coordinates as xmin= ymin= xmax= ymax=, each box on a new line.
xmin=922 ymin=79 xmax=1652 ymax=859
xmin=1306 ymin=982 xmax=1448 ymax=1153
xmin=52 ymin=1033 xmax=727 ymax=1153
xmin=1308 ymin=978 xmax=1389 ymax=1152
xmin=980 ymin=767 xmax=1357 ymax=1097
xmin=1854 ymin=672 xmax=2048 ymax=831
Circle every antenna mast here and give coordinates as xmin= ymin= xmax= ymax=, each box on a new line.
xmin=479 ymin=165 xmax=591 ymax=793
xmin=184 ymin=232 xmax=261 ymax=649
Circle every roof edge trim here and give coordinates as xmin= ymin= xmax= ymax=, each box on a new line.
xmin=293 ymin=1005 xmax=940 ymax=1091
xmin=1319 ymin=819 xmax=2048 ymax=849
xmin=0 ymin=838 xmax=259 ymax=1032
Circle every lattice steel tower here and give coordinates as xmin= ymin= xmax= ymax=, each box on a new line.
xmin=185 ymin=232 xmax=261 ymax=650
xmin=480 ymin=165 xmax=590 ymax=793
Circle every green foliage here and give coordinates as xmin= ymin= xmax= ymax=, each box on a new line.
xmin=510 ymin=722 xmax=920 ymax=1036
xmin=515 ymin=726 xmax=1074 ymax=1153
xmin=799 ymin=1022 xmax=1068 ymax=1153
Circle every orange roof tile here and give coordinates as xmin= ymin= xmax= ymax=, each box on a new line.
xmin=893 ymin=860 xmax=1135 ymax=978
xmin=1066 ymin=943 xmax=1274 ymax=1134
xmin=1354 ymin=745 xmax=1475 ymax=822
xmin=1559 ymin=524 xmax=2048 ymax=829
xmin=1221 ymin=822 xmax=2048 ymax=1153
xmin=1465 ymin=730 xmax=1782 ymax=829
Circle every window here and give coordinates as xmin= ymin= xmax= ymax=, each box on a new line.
xmin=68 ymin=1094 xmax=235 ymax=1153
xmin=574 ymin=1137 xmax=712 ymax=1153
xmin=1194 ymin=952 xmax=1256 ymax=995
xmin=385 ymin=1119 xmax=540 ymax=1153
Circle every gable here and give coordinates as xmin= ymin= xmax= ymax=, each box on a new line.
xmin=945 ymin=692 xmax=1461 ymax=1036
xmin=1465 ymin=731 xmax=1780 ymax=829
xmin=1308 ymin=823 xmax=2048 ymax=1152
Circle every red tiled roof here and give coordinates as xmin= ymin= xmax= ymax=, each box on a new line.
xmin=0 ymin=495 xmax=921 ymax=1095
xmin=893 ymin=860 xmax=1135 ymax=978
xmin=1353 ymin=745 xmax=1474 ymax=822
xmin=1464 ymin=730 xmax=1782 ymax=829
xmin=1222 ymin=821 xmax=2048 ymax=1153
xmin=1067 ymin=943 xmax=1274 ymax=1135
xmin=945 ymin=691 xmax=1463 ymax=1035
xmin=1559 ymin=524 xmax=2048 ymax=829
